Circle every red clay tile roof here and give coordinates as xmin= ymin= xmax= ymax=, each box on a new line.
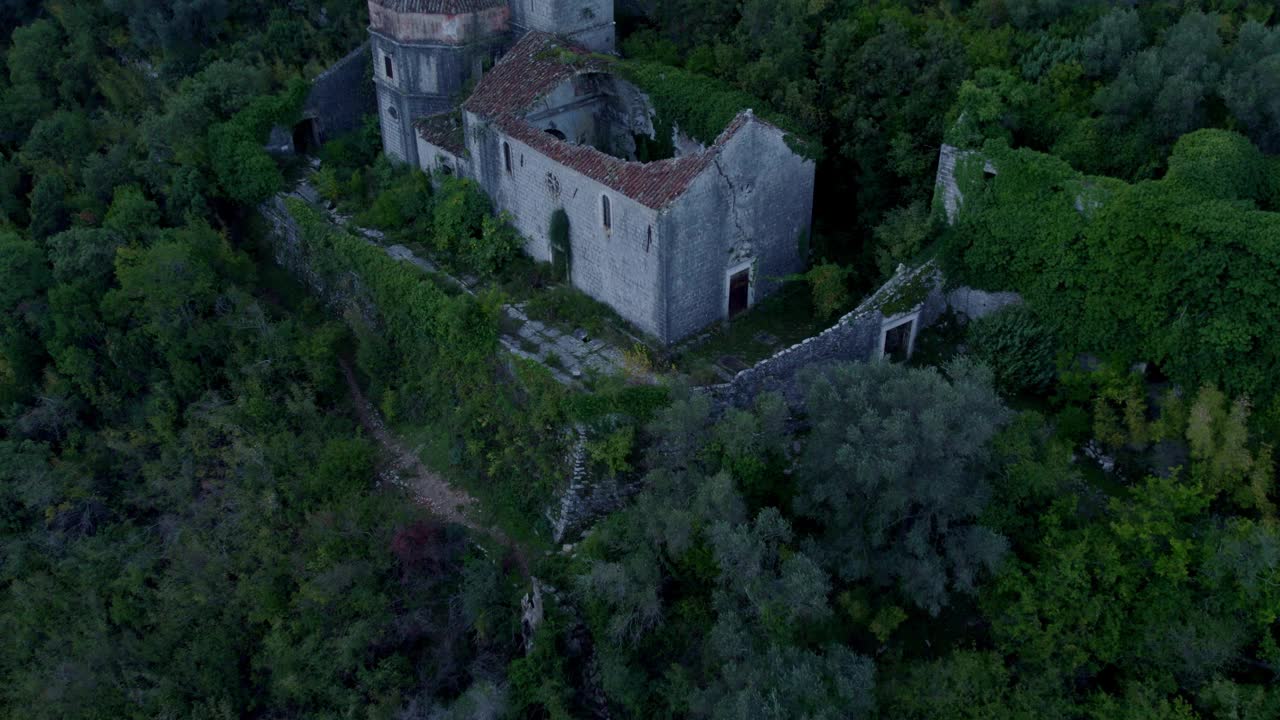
xmin=370 ymin=0 xmax=504 ymax=13
xmin=463 ymin=32 xmax=759 ymax=210
xmin=414 ymin=111 xmax=466 ymax=155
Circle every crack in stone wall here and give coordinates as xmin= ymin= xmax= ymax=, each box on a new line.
xmin=712 ymin=156 xmax=749 ymax=244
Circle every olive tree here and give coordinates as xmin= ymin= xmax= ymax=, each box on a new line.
xmin=794 ymin=359 xmax=1013 ymax=615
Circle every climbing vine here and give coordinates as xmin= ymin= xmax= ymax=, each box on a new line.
xmin=943 ymin=129 xmax=1280 ymax=401
xmin=614 ymin=60 xmax=821 ymax=160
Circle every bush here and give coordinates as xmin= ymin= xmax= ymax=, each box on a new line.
xmin=965 ymin=303 xmax=1057 ymax=397
xmin=873 ymin=201 xmax=937 ymax=278
xmin=459 ymin=212 xmax=523 ymax=277
xmin=319 ymin=114 xmax=381 ymax=176
xmin=432 ymin=176 xmax=490 ymax=255
xmin=524 ymin=285 xmax=620 ymax=339
xmin=806 ymin=262 xmax=851 ymax=319
xmin=1165 ymin=129 xmax=1270 ymax=205
xmin=357 ymin=168 xmax=432 ymax=232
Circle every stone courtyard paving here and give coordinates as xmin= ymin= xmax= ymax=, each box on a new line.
xmin=499 ymin=304 xmax=630 ymax=385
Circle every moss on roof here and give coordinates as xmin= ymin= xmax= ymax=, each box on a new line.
xmin=612 ymin=60 xmax=821 ymax=161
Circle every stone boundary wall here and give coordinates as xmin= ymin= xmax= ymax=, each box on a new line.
xmin=702 ymin=262 xmax=1023 ymax=409
xmin=545 ymin=424 xmax=642 ymax=544
xmin=945 ymin=286 xmax=1022 ymax=320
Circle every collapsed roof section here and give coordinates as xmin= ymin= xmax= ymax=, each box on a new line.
xmin=453 ymin=32 xmax=774 ymax=210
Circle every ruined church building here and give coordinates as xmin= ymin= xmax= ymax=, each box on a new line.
xmin=368 ymin=0 xmax=816 ymax=344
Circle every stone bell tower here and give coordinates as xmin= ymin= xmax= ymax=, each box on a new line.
xmin=367 ymin=0 xmax=511 ymax=165
xmin=510 ymin=0 xmax=615 ymax=53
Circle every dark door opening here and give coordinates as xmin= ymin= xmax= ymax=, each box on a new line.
xmin=292 ymin=119 xmax=319 ymax=155
xmin=883 ymin=320 xmax=913 ymax=362
xmin=545 ymin=128 xmax=567 ymax=141
xmin=728 ymin=269 xmax=750 ymax=318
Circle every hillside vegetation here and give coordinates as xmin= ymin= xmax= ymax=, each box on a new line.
xmin=0 ymin=1 xmax=1278 ymax=719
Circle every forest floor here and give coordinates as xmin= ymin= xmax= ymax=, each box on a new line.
xmin=339 ymin=356 xmax=531 ymax=577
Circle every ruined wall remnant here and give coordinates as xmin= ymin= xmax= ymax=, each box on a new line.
xmin=305 ymin=42 xmax=377 ymax=141
xmin=934 ymin=144 xmax=998 ymax=224
xmin=700 ymin=261 xmax=1024 ymax=411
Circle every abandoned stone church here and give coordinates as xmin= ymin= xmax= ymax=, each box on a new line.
xmin=368 ymin=0 xmax=816 ymax=343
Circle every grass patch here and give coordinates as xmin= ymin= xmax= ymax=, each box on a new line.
xmin=672 ymin=282 xmax=825 ymax=382
xmin=524 ymin=284 xmax=650 ymax=351
xmin=908 ymin=310 xmax=966 ymax=370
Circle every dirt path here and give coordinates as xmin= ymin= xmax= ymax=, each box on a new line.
xmin=340 ymin=358 xmax=530 ymax=577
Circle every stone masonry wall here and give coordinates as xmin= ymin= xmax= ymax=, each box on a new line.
xmin=662 ymin=118 xmax=814 ymax=343
xmin=372 ymin=33 xmax=477 ymax=164
xmin=304 ymin=42 xmax=376 ymax=142
xmin=934 ymin=144 xmax=997 ymax=224
xmin=545 ymin=424 xmax=640 ymax=543
xmin=260 ymin=191 xmax=381 ymax=327
xmin=468 ymin=112 xmax=667 ymax=340
xmin=510 ymin=0 xmax=615 ymax=52
xmin=945 ymin=286 xmax=1022 ymax=320
xmin=703 ymin=263 xmax=951 ymax=409
xmin=702 ymin=262 xmax=1027 ymax=410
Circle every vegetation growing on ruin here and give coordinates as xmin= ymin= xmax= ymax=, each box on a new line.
xmin=943 ymin=129 xmax=1280 ymax=402
xmin=2 ymin=1 xmax=1280 ymax=719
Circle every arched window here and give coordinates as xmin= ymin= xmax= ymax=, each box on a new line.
xmin=601 ymin=194 xmax=611 ymax=231
xmin=503 ymin=142 xmax=512 ymax=174
xmin=545 ymin=128 xmax=566 ymax=141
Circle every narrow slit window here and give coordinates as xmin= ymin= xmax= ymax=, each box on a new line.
xmin=601 ymin=195 xmax=611 ymax=231
xmin=503 ymin=142 xmax=512 ymax=174
xmin=384 ymin=54 xmax=394 ymax=80
xmin=645 ymin=225 xmax=652 ymax=252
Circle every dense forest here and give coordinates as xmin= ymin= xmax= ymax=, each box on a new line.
xmin=1 ymin=1 xmax=1279 ymax=719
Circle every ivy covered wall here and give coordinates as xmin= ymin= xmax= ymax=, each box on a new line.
xmin=942 ymin=129 xmax=1280 ymax=401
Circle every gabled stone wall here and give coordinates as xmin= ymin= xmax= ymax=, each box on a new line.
xmin=661 ymin=118 xmax=814 ymax=342
xmin=304 ymin=43 xmax=376 ymax=142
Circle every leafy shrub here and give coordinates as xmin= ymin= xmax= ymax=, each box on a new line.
xmin=805 ymin=262 xmax=851 ymax=319
xmin=1165 ymin=129 xmax=1270 ymax=205
xmin=873 ymin=200 xmax=937 ymax=278
xmin=318 ymin=114 xmax=381 ymax=176
xmin=586 ymin=425 xmax=636 ymax=476
xmin=432 ymin=176 xmax=490 ymax=255
xmin=524 ymin=285 xmax=621 ymax=339
xmin=312 ymin=166 xmax=341 ymax=204
xmin=460 ymin=212 xmax=523 ymax=277
xmin=965 ymin=303 xmax=1057 ymax=397
xmin=357 ymin=168 xmax=432 ymax=232
xmin=946 ymin=136 xmax=1280 ymax=400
